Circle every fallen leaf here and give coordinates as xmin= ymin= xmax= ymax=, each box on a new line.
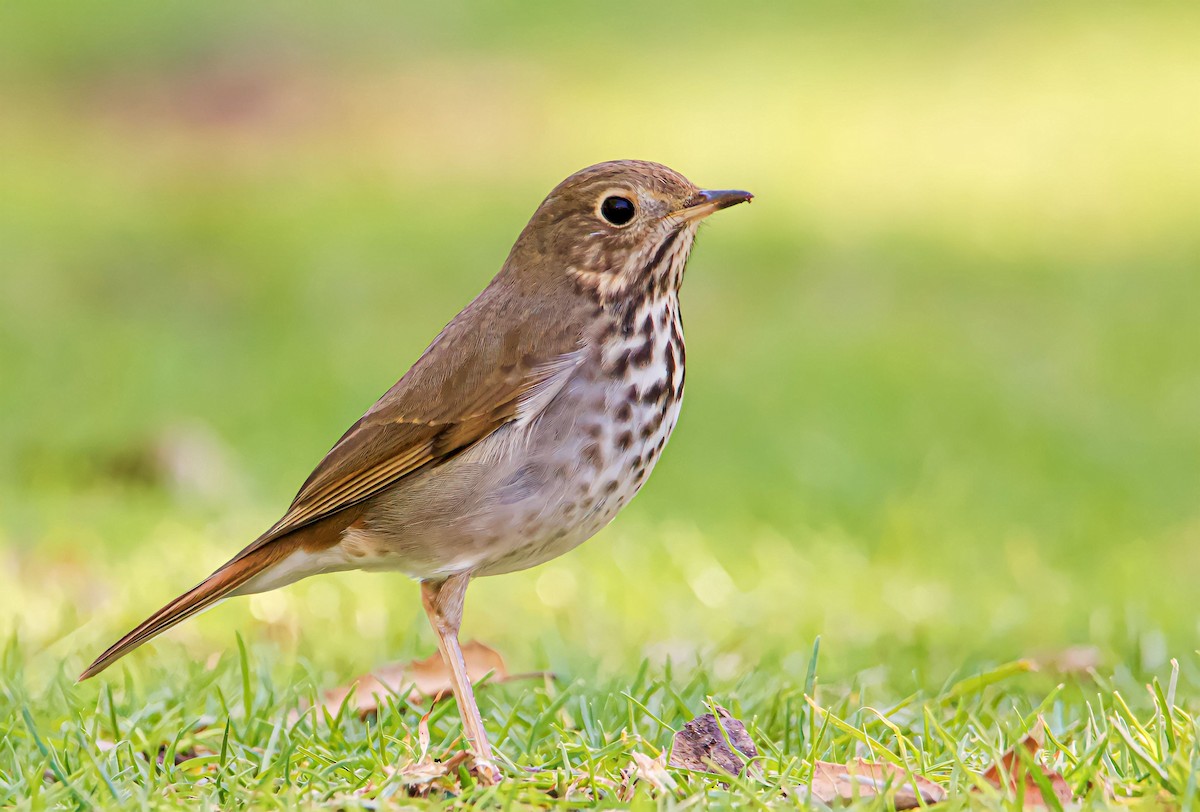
xmin=313 ymin=640 xmax=549 ymax=718
xmin=394 ymin=749 xmax=472 ymax=793
xmin=668 ymin=705 xmax=758 ymax=777
xmin=631 ymin=750 xmax=675 ymax=794
xmin=800 ymin=760 xmax=946 ymax=809
xmin=617 ymin=766 xmax=635 ymax=803
xmin=416 ymin=709 xmax=433 ymax=759
xmin=375 ymin=709 xmax=476 ymax=795
xmin=978 ymin=721 xmax=1075 ymax=808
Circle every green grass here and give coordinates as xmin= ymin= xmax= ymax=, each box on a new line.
xmin=2 ymin=0 xmax=1200 ymax=807
xmin=6 ymin=643 xmax=1198 ymax=808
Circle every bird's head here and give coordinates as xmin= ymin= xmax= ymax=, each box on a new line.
xmin=508 ymin=160 xmax=751 ymax=300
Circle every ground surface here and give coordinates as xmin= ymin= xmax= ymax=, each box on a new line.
xmin=2 ymin=2 xmax=1199 ymax=808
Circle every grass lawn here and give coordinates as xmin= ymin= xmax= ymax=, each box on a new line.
xmin=2 ymin=1 xmax=1199 ymax=807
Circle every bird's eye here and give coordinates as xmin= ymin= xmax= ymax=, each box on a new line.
xmin=599 ymin=195 xmax=636 ymax=226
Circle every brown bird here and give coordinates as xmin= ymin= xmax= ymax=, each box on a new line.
xmin=80 ymin=160 xmax=751 ymax=782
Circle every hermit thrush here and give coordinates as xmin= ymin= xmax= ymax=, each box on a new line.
xmin=81 ymin=160 xmax=751 ymax=782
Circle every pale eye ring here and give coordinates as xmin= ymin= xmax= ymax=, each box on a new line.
xmin=599 ymin=195 xmax=636 ymax=226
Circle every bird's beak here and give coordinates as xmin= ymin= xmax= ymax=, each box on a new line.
xmin=675 ymin=189 xmax=754 ymax=222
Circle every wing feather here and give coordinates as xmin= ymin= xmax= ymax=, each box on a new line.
xmin=231 ymin=282 xmax=589 ymax=563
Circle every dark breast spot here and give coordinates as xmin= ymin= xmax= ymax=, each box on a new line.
xmin=616 ymin=430 xmax=634 ymax=452
xmin=581 ymin=442 xmax=604 ymax=471
xmin=641 ymin=379 xmax=666 ymax=405
xmin=607 ymin=348 xmax=631 ymax=376
xmin=631 ymin=339 xmax=653 ymax=368
xmin=621 ymin=306 xmax=637 ymax=337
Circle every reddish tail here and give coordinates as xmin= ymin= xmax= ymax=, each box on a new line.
xmin=79 ymin=541 xmax=298 ymax=681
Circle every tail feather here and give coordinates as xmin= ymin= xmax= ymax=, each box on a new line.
xmin=79 ymin=540 xmax=299 ymax=681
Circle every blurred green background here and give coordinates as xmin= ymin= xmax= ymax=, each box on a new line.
xmin=1 ymin=1 xmax=1198 ymax=685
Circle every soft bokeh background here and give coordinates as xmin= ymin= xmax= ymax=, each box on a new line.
xmin=2 ymin=1 xmax=1198 ymax=690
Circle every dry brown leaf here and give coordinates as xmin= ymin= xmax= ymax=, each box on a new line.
xmin=378 ymin=709 xmax=472 ymax=795
xmin=394 ymin=750 xmax=471 ymax=792
xmin=801 ymin=760 xmax=946 ymax=809
xmin=616 ymin=766 xmax=636 ymax=803
xmin=631 ymin=751 xmax=675 ymax=794
xmin=313 ymin=640 xmax=549 ymax=718
xmin=978 ymin=721 xmax=1075 ymax=808
xmin=668 ymin=705 xmax=758 ymax=777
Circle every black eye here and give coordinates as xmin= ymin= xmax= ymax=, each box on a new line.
xmin=600 ymin=195 xmax=636 ymax=226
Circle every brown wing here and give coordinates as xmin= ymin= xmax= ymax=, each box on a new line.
xmin=231 ymin=278 xmax=587 ymax=562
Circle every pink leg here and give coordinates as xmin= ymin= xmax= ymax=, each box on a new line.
xmin=420 ymin=574 xmax=500 ymax=784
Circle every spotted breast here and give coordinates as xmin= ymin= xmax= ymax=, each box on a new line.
xmin=319 ymin=225 xmax=697 ymax=582
xmin=466 ymin=289 xmax=686 ymax=577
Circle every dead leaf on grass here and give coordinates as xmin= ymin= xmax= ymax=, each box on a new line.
xmin=392 ymin=712 xmax=470 ymax=792
xmin=630 ymin=750 xmax=675 ymax=794
xmin=800 ymin=760 xmax=946 ymax=809
xmin=312 ymin=640 xmax=550 ymax=718
xmin=668 ymin=705 xmax=758 ymax=777
xmin=977 ymin=720 xmax=1075 ymax=808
